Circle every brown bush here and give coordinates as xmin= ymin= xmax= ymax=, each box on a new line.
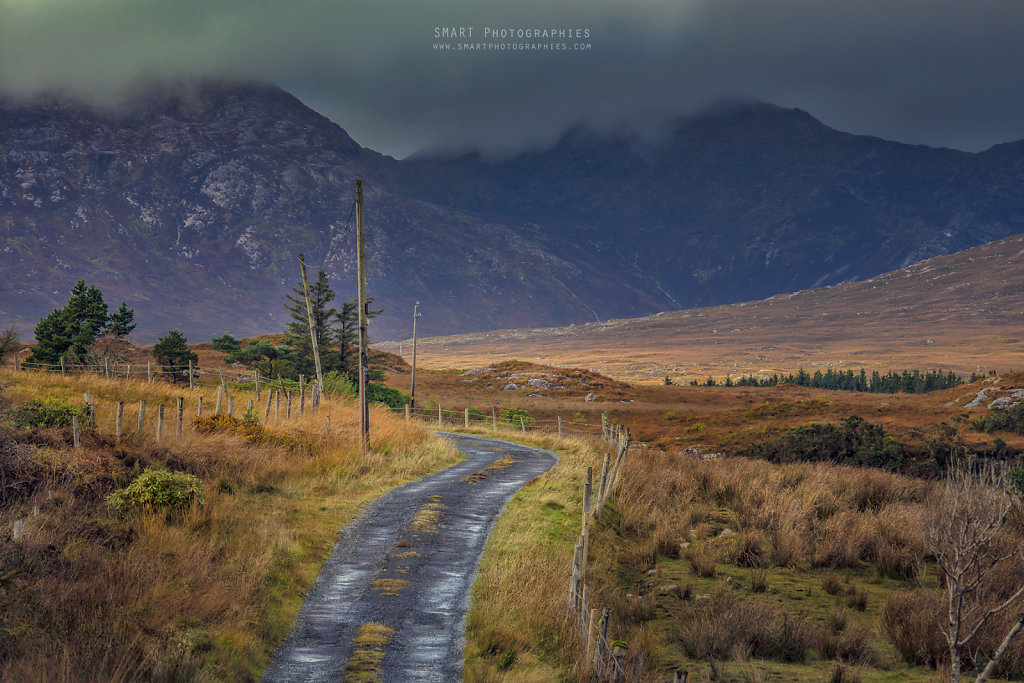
xmin=686 ymin=543 xmax=718 ymax=578
xmin=729 ymin=529 xmax=770 ymax=567
xmin=880 ymin=590 xmax=945 ymax=667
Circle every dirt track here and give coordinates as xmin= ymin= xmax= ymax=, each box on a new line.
xmin=262 ymin=432 xmax=557 ymax=682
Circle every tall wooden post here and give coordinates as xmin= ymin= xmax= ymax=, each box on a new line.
xmin=464 ymin=407 xmax=470 ymax=428
xmin=176 ymin=397 xmax=184 ymax=438
xmin=116 ymin=402 xmax=124 ymax=440
xmin=355 ymin=179 xmax=370 ymax=453
xmin=215 ymin=386 xmax=223 ymax=415
xmin=438 ymin=402 xmax=442 ymax=426
xmin=156 ymin=405 xmax=164 ymax=442
xmin=411 ymin=301 xmax=421 ymax=410
xmin=405 ymin=403 xmax=411 ymax=421
xmin=138 ymin=400 xmax=146 ymax=435
xmin=298 ymin=254 xmax=325 ymax=409
xmin=188 ymin=360 xmax=193 ymax=390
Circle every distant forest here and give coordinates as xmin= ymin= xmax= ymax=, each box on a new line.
xmin=690 ymin=368 xmax=979 ymax=393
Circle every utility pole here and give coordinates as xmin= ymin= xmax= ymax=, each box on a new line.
xmin=299 ymin=253 xmax=324 ymax=409
xmin=356 ymin=179 xmax=370 ymax=453
xmin=411 ymin=301 xmax=421 ymax=411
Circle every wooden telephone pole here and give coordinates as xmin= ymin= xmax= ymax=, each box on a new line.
xmin=356 ymin=179 xmax=370 ymax=453
xmin=411 ymin=301 xmax=421 ymax=411
xmin=299 ymin=253 xmax=324 ymax=409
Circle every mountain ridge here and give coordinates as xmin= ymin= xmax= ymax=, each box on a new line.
xmin=2 ymin=81 xmax=1023 ymax=342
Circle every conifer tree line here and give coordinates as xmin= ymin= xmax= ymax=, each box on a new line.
xmin=214 ymin=269 xmax=381 ymax=386
xmin=690 ymin=367 xmax=966 ymax=393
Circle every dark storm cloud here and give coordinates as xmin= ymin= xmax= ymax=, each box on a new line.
xmin=2 ymin=0 xmax=1022 ymax=157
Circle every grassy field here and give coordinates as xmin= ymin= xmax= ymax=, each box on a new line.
xmin=0 ymin=368 xmax=461 ymax=681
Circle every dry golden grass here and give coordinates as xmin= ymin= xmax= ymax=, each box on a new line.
xmin=0 ymin=368 xmax=460 ymax=681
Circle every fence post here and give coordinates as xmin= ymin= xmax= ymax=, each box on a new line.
xmin=612 ymin=643 xmax=627 ymax=683
xmin=520 ymin=415 xmax=526 ymax=433
xmin=219 ymin=365 xmax=227 ymax=393
xmin=596 ymin=453 xmax=611 ymax=514
xmin=12 ymin=518 xmax=23 ymax=541
xmin=264 ymin=391 xmax=273 ymax=422
xmin=299 ymin=375 xmax=306 ymax=415
xmin=147 ymin=361 xmax=152 ymax=383
xmin=587 ymin=608 xmax=600 ymax=659
xmin=138 ymin=400 xmax=146 ymax=435
xmin=13 ymin=352 xmax=19 ymax=371
xmin=405 ymin=403 xmax=411 ymax=421
xmin=464 ymin=407 xmax=470 ymax=428
xmin=215 ymin=385 xmax=223 ymax=415
xmin=286 ymin=392 xmax=292 ymax=419
xmin=197 ymin=396 xmax=204 ymax=417
xmin=275 ymin=389 xmax=280 ymax=420
xmin=438 ymin=402 xmax=442 ymax=426
xmin=60 ymin=356 xmax=65 ymax=376
xmin=255 ymin=368 xmax=260 ymax=400
xmin=126 ymin=364 xmax=131 ymax=380
xmin=601 ymin=412 xmax=610 ymax=442
xmin=247 ymin=399 xmax=253 ymax=415
xmin=72 ymin=415 xmax=80 ymax=448
xmin=632 ymin=652 xmax=644 ymax=681
xmin=176 ymin=397 xmax=184 ymax=438
xmin=492 ymin=407 xmax=497 ymax=429
xmin=188 ymin=360 xmax=193 ymax=390
xmin=228 ymin=396 xmax=234 ymax=417
xmin=156 ymin=405 xmax=164 ymax=442
xmin=116 ymin=401 xmax=124 ymax=440
xmin=558 ymin=415 xmax=563 ymax=438
xmin=83 ymin=393 xmax=94 ymax=425
xmin=104 ymin=357 xmax=110 ymax=379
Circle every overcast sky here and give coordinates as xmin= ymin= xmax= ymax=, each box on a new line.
xmin=2 ymin=0 xmax=1023 ymax=158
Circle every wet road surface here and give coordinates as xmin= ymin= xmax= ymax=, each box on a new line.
xmin=262 ymin=432 xmax=558 ymax=682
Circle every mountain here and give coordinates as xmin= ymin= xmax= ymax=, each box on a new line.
xmin=393 ymin=233 xmax=1024 ymax=383
xmin=2 ymin=83 xmax=1024 ymax=343
xmin=0 ymin=82 xmax=665 ymax=341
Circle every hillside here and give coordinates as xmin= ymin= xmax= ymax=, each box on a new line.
xmin=389 ymin=233 xmax=1024 ymax=382
xmin=4 ymin=84 xmax=1024 ymax=342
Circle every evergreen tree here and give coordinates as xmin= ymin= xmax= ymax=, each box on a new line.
xmin=153 ymin=330 xmax=198 ymax=383
xmin=283 ymin=271 xmax=337 ymax=377
xmin=211 ymin=334 xmax=241 ymax=353
xmin=28 ymin=280 xmax=111 ymax=365
xmin=228 ymin=340 xmax=295 ymax=378
xmin=334 ymin=298 xmax=382 ymax=381
xmin=107 ymin=302 xmax=136 ymax=337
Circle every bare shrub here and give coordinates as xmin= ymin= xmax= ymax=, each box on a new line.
xmin=730 ymin=529 xmax=770 ymax=567
xmin=686 ymin=543 xmax=718 ymax=578
xmin=925 ymin=457 xmax=1024 ymax=681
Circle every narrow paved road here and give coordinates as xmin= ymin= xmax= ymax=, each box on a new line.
xmin=262 ymin=432 xmax=557 ymax=682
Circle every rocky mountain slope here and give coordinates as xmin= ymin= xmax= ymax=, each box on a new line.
xmin=2 ymin=82 xmax=1024 ymax=342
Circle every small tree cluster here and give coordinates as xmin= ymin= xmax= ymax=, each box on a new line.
xmin=28 ymin=281 xmax=134 ymax=366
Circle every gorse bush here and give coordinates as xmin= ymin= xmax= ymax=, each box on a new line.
xmin=743 ymin=415 xmax=907 ymax=471
xmin=500 ymin=407 xmax=533 ymax=427
xmin=970 ymin=404 xmax=1024 ymax=435
xmin=193 ymin=414 xmax=266 ymax=443
xmin=367 ymin=382 xmax=408 ymax=410
xmin=12 ymin=398 xmax=86 ymax=428
xmin=105 ymin=469 xmax=206 ymax=513
xmin=322 ymin=370 xmax=357 ymax=398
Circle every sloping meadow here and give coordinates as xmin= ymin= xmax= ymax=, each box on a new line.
xmin=0 ymin=368 xmax=460 ymax=681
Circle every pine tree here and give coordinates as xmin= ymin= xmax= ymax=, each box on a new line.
xmin=27 ymin=280 xmax=112 ymax=365
xmin=108 ymin=302 xmax=136 ymax=337
xmin=283 ymin=271 xmax=338 ymax=378
xmin=153 ymin=330 xmax=197 ymax=383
